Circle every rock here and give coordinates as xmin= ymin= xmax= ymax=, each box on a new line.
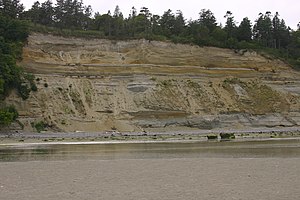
xmin=220 ymin=132 xmax=235 ymax=139
xmin=127 ymin=84 xmax=149 ymax=93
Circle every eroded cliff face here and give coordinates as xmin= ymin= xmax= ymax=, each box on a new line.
xmin=7 ymin=33 xmax=300 ymax=132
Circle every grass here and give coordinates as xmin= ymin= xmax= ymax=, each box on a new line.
xmin=29 ymin=23 xmax=105 ymax=39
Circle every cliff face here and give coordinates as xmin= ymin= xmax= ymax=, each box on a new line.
xmin=7 ymin=33 xmax=300 ymax=132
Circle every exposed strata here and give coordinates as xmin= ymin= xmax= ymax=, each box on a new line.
xmin=6 ymin=33 xmax=300 ymax=133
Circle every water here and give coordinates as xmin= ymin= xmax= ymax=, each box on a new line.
xmin=1 ymin=139 xmax=300 ymax=162
xmin=1 ymin=139 xmax=300 ymax=200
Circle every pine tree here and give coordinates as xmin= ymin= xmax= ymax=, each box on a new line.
xmin=0 ymin=0 xmax=24 ymax=18
xmin=237 ymin=17 xmax=252 ymax=42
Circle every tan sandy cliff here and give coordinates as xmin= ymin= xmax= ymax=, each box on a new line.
xmin=6 ymin=33 xmax=300 ymax=133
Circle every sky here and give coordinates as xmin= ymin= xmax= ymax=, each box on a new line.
xmin=21 ymin=0 xmax=300 ymax=30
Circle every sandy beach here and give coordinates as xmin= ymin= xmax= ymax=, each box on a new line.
xmin=0 ymin=157 xmax=300 ymax=200
xmin=1 ymin=138 xmax=300 ymax=200
xmin=1 ymin=125 xmax=300 ymax=200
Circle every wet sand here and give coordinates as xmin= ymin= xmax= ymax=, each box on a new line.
xmin=1 ymin=138 xmax=300 ymax=200
xmin=1 ymin=157 xmax=300 ymax=200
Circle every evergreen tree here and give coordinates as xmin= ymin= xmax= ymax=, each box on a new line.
xmin=125 ymin=7 xmax=137 ymax=37
xmin=159 ymin=9 xmax=176 ymax=37
xmin=272 ymin=12 xmax=290 ymax=48
xmin=224 ymin=11 xmax=237 ymax=39
xmin=40 ymin=0 xmax=54 ymax=26
xmin=139 ymin=7 xmax=152 ymax=36
xmin=24 ymin=0 xmax=54 ymax=26
xmin=54 ymin=0 xmax=65 ymax=28
xmin=111 ymin=5 xmax=124 ymax=36
xmin=198 ymin=9 xmax=217 ymax=33
xmin=54 ymin=0 xmax=91 ymax=30
xmin=93 ymin=11 xmax=112 ymax=36
xmin=187 ymin=19 xmax=210 ymax=45
xmin=211 ymin=27 xmax=227 ymax=45
xmin=151 ymin=14 xmax=161 ymax=36
xmin=253 ymin=12 xmax=273 ymax=47
xmin=237 ymin=17 xmax=252 ymax=42
xmin=0 ymin=0 xmax=24 ymax=18
xmin=173 ymin=10 xmax=186 ymax=36
xmin=23 ymin=1 xmax=41 ymax=24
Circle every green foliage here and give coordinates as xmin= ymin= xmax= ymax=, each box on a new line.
xmin=223 ymin=78 xmax=242 ymax=85
xmin=0 ymin=14 xmax=30 ymax=100
xmin=0 ymin=79 xmax=4 ymax=96
xmin=224 ymin=11 xmax=237 ymax=39
xmin=159 ymin=9 xmax=176 ymax=37
xmin=29 ymin=23 xmax=105 ymax=39
xmin=31 ymin=83 xmax=37 ymax=92
xmin=34 ymin=121 xmax=47 ymax=133
xmin=19 ymin=1 xmax=300 ymax=70
xmin=17 ymin=84 xmax=30 ymax=100
xmin=4 ymin=1 xmax=300 ymax=74
xmin=23 ymin=0 xmax=54 ymax=26
xmin=198 ymin=9 xmax=217 ymax=33
xmin=220 ymin=133 xmax=235 ymax=140
xmin=222 ymin=77 xmax=243 ymax=89
xmin=211 ymin=27 xmax=227 ymax=44
xmin=0 ymin=105 xmax=18 ymax=127
xmin=0 ymin=0 xmax=24 ymax=19
xmin=24 ymin=73 xmax=37 ymax=92
xmin=207 ymin=135 xmax=218 ymax=140
xmin=237 ymin=17 xmax=252 ymax=42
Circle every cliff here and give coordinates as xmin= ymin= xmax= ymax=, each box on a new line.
xmin=6 ymin=33 xmax=300 ymax=132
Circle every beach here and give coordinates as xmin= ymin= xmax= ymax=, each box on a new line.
xmin=1 ymin=157 xmax=300 ymax=200
xmin=1 ymin=138 xmax=300 ymax=200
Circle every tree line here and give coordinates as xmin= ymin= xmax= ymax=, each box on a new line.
xmin=1 ymin=1 xmax=300 ymax=54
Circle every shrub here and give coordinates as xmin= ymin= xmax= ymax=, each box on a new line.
xmin=207 ymin=135 xmax=218 ymax=140
xmin=220 ymin=133 xmax=235 ymax=140
xmin=0 ymin=105 xmax=18 ymax=127
xmin=31 ymin=83 xmax=38 ymax=91
xmin=18 ymin=84 xmax=31 ymax=100
xmin=34 ymin=121 xmax=47 ymax=133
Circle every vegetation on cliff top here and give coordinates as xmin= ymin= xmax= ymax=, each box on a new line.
xmin=1 ymin=0 xmax=299 ymax=69
xmin=18 ymin=0 xmax=300 ymax=69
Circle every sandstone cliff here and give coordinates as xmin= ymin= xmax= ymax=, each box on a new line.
xmin=7 ymin=33 xmax=300 ymax=132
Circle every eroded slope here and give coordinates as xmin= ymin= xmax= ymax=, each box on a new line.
xmin=7 ymin=33 xmax=300 ymax=132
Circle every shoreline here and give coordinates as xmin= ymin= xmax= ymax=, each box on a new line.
xmin=1 ymin=137 xmax=300 ymax=147
xmin=1 ymin=127 xmax=300 ymax=145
